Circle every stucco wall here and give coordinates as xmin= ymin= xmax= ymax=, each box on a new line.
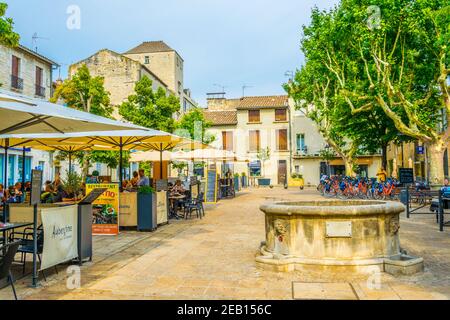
xmin=0 ymin=44 xmax=53 ymax=100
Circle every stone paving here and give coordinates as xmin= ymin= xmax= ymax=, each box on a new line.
xmin=1 ymin=187 xmax=449 ymax=300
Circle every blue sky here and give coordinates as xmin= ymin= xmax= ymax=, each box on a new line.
xmin=5 ymin=0 xmax=338 ymax=107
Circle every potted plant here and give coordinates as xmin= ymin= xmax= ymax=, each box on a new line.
xmin=137 ymin=185 xmax=156 ymax=232
xmin=233 ymin=173 xmax=240 ymax=192
xmin=257 ymin=147 xmax=271 ymax=186
xmin=241 ymin=172 xmax=247 ymax=188
xmin=62 ymin=170 xmax=83 ymax=201
xmin=290 ymin=173 xmax=305 ymax=190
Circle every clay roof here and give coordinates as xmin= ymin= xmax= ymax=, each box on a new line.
xmin=17 ymin=44 xmax=59 ymax=67
xmin=124 ymin=41 xmax=175 ymax=54
xmin=234 ymin=95 xmax=288 ymax=110
xmin=203 ymin=110 xmax=237 ymax=126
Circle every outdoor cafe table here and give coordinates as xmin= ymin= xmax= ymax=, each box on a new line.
xmin=0 ymin=222 xmax=34 ymax=245
xmin=168 ymin=194 xmax=186 ymax=220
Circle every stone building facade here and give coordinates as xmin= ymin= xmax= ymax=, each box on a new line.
xmin=203 ymin=94 xmax=382 ymax=186
xmin=0 ymin=44 xmax=57 ymax=100
xmin=124 ymin=41 xmax=197 ymax=114
xmin=0 ymin=44 xmax=59 ymax=186
xmin=69 ymin=49 xmax=169 ymax=118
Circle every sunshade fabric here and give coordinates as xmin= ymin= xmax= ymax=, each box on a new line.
xmin=129 ymin=150 xmax=187 ymax=162
xmin=0 ymin=130 xmax=208 ymax=152
xmin=0 ymin=89 xmax=145 ymax=135
xmin=174 ymin=148 xmax=251 ymax=162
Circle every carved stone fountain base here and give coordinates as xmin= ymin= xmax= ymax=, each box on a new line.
xmin=257 ymin=200 xmax=423 ymax=275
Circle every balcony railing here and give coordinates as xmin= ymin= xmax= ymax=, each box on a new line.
xmin=11 ymin=75 xmax=24 ymax=91
xmin=35 ymin=84 xmax=46 ymax=97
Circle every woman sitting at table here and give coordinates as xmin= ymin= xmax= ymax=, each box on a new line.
xmin=130 ymin=171 xmax=139 ymax=187
xmin=171 ymin=180 xmax=185 ymax=195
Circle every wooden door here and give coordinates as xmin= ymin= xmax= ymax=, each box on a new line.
xmin=278 ymin=160 xmax=287 ymax=185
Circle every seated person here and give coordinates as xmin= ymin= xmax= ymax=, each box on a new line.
xmin=0 ymin=183 xmax=5 ymax=201
xmin=41 ymin=184 xmax=57 ymax=203
xmin=130 ymin=171 xmax=139 ymax=187
xmin=24 ymin=181 xmax=31 ymax=192
xmin=53 ymin=184 xmax=66 ymax=203
xmin=171 ymin=180 xmax=185 ymax=195
xmin=13 ymin=182 xmax=23 ymax=202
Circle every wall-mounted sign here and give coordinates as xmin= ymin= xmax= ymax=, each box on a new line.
xmin=326 ymin=221 xmax=352 ymax=238
xmin=416 ymin=146 xmax=425 ymax=155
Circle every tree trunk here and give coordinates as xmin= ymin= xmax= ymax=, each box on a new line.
xmin=381 ymin=143 xmax=388 ymax=170
xmin=343 ymin=156 xmax=356 ymax=177
xmin=81 ymin=153 xmax=91 ymax=181
xmin=428 ymin=140 xmax=446 ymax=185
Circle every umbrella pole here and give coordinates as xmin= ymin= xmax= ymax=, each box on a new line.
xmin=22 ymin=147 xmax=26 ymax=191
xmin=3 ymin=138 xmax=8 ymax=188
xmin=160 ymin=143 xmax=163 ymax=179
xmin=68 ymin=152 xmax=72 ymax=174
xmin=3 ymin=138 xmax=9 ymax=223
xmin=119 ymin=138 xmax=123 ymax=192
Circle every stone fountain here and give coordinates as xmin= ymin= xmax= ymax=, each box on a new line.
xmin=256 ymin=200 xmax=423 ymax=275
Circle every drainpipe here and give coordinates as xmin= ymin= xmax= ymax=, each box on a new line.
xmin=288 ymin=103 xmax=293 ymax=178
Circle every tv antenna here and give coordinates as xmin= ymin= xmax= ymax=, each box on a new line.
xmin=32 ymin=32 xmax=50 ymax=53
xmin=242 ymin=84 xmax=253 ymax=98
xmin=284 ymin=70 xmax=294 ymax=81
xmin=213 ymin=83 xmax=227 ymax=93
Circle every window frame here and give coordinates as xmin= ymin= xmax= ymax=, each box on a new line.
xmin=248 ymin=110 xmax=261 ymax=123
xmin=276 ymin=129 xmax=288 ymax=151
xmin=249 ymin=130 xmax=261 ymax=152
xmin=275 ymin=108 xmax=287 ymax=122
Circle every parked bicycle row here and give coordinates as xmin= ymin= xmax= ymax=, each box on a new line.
xmin=317 ymin=175 xmax=401 ymax=200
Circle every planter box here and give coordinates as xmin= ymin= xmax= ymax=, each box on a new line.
xmin=289 ymin=178 xmax=305 ymax=188
xmin=234 ymin=176 xmax=240 ymax=192
xmin=137 ymin=193 xmax=157 ymax=232
xmin=258 ymin=178 xmax=271 ymax=186
xmin=241 ymin=176 xmax=248 ymax=188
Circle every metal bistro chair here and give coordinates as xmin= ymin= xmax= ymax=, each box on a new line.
xmin=184 ymin=192 xmax=205 ymax=220
xmin=9 ymin=225 xmax=57 ymax=280
xmin=0 ymin=241 xmax=21 ymax=300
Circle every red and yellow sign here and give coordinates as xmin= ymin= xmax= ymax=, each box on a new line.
xmin=86 ymin=183 xmax=120 ymax=235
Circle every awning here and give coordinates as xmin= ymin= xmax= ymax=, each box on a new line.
xmin=0 ymin=89 xmax=145 ymax=136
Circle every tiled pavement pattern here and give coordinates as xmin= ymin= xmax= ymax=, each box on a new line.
xmin=1 ymin=187 xmax=449 ymax=300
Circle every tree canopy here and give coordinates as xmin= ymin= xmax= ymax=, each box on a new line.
xmin=51 ymin=64 xmax=112 ymax=117
xmin=0 ymin=3 xmax=19 ymax=47
xmin=175 ymin=107 xmax=215 ymax=144
xmin=287 ymin=0 xmax=449 ymax=181
xmin=119 ymin=76 xmax=180 ymax=133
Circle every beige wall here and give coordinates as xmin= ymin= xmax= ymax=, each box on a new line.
xmin=69 ymin=49 xmax=168 ymax=119
xmin=125 ymin=50 xmax=183 ymax=97
xmin=0 ymin=44 xmax=53 ymax=100
xmin=205 ymin=108 xmax=291 ymax=184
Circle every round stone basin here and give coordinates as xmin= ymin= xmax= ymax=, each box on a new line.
xmin=257 ymin=200 xmax=423 ymax=274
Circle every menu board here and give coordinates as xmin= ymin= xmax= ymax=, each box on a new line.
xmin=156 ymin=179 xmax=168 ymax=191
xmin=30 ymin=170 xmax=43 ymax=205
xmin=86 ymin=183 xmax=120 ymax=235
xmin=205 ymin=169 xmax=218 ymax=203
xmin=399 ymin=168 xmax=414 ymax=184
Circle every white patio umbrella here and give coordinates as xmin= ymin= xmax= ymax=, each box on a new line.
xmin=129 ymin=150 xmax=187 ymax=162
xmin=174 ymin=148 xmax=251 ymax=162
xmin=0 ymin=130 xmax=208 ymax=189
xmin=0 ymin=89 xmax=145 ymax=135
